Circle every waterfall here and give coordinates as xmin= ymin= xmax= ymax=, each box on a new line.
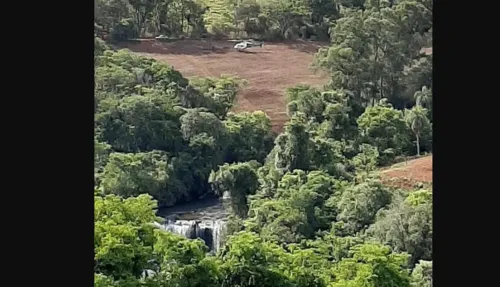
xmin=155 ymin=195 xmax=229 ymax=252
xmin=156 ymin=219 xmax=226 ymax=252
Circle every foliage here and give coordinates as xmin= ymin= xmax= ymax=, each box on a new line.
xmin=329 ymin=243 xmax=411 ymax=287
xmin=335 ymin=180 xmax=392 ymax=235
xmin=217 ymin=231 xmax=293 ymax=287
xmin=258 ymin=0 xmax=309 ymax=39
xmin=95 ymin=0 xmax=344 ymax=41
xmin=367 ymin=190 xmax=432 ymax=266
xmin=94 ymin=1 xmax=433 ymax=284
xmin=224 ymin=111 xmax=275 ymax=163
xmin=209 ymin=161 xmax=261 ymax=218
xmin=189 ymin=76 xmax=243 ymax=120
xmin=310 ymin=228 xmax=365 ymax=263
xmin=352 ymin=143 xmax=379 ymax=177
xmin=95 ymin=49 xmax=252 ymax=207
xmin=100 ymin=151 xmax=185 ymax=206
xmin=404 ymin=105 xmax=432 ymax=156
xmin=410 ymin=260 xmax=432 ymax=287
xmin=202 ymin=0 xmax=237 ymax=36
xmin=94 ymin=193 xmax=161 ymax=279
xmin=314 ymin=0 xmax=432 ymax=109
xmin=357 ymin=102 xmax=411 ymax=165
xmin=286 ymin=86 xmax=357 ymax=141
xmin=95 ymin=138 xmax=112 ymax=183
xmin=247 ymin=170 xmax=343 ymax=244
xmin=274 ymin=115 xmax=312 ymax=172
xmin=153 ymin=230 xmax=217 ymax=287
xmin=95 ymin=193 xmax=220 ymax=286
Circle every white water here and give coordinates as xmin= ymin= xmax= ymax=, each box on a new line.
xmin=155 ymin=196 xmax=229 ymax=252
xmin=156 ymin=219 xmax=226 ymax=252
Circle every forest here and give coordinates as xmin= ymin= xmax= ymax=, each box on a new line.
xmin=94 ymin=0 xmax=433 ymax=286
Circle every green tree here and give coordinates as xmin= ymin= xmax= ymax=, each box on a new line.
xmin=180 ymin=108 xmax=226 ymax=141
xmin=413 ymin=85 xmax=432 ymax=122
xmin=336 ymin=180 xmax=392 ymax=235
xmin=94 ymin=36 xmax=110 ymax=60
xmin=404 ymin=105 xmax=431 ymax=156
xmin=247 ymin=170 xmax=342 ymax=243
xmin=352 ymin=144 xmax=379 ymax=177
xmin=95 ymin=0 xmax=132 ymax=35
xmin=95 ymin=273 xmax=120 ymax=287
xmin=95 ymin=192 xmax=219 ymax=286
xmin=309 ymin=137 xmax=352 ymax=179
xmin=96 ymin=95 xmax=183 ymax=153
xmin=189 ymin=75 xmax=243 ymax=119
xmin=410 ymin=260 xmax=432 ymax=287
xmin=235 ymin=0 xmax=267 ymax=37
xmin=310 ymin=228 xmax=364 ymax=263
xmin=357 ymin=102 xmax=411 ymax=165
xmin=209 ymin=161 xmax=260 ymax=218
xmin=274 ymin=115 xmax=311 ymax=172
xmin=414 ymin=86 xmax=432 ymax=110
xmin=100 ymin=151 xmax=187 ymax=206
xmin=286 ymin=87 xmax=356 ymax=141
xmin=224 ymin=111 xmax=275 ymax=163
xmin=367 ymin=190 xmax=432 ymax=266
xmin=202 ymin=0 xmax=237 ymax=36
xmin=153 ymin=230 xmax=217 ymax=287
xmin=217 ymin=231 xmax=294 ymax=287
xmin=259 ymin=0 xmax=309 ymax=38
xmin=314 ymin=0 xmax=432 ymax=109
xmin=330 ymin=243 xmax=411 ymax=287
xmin=404 ymin=58 xmax=432 ymax=111
xmin=128 ymin=0 xmax=156 ymax=36
xmin=94 ymin=193 xmax=161 ymax=279
xmin=95 ymin=138 xmax=112 ymax=175
xmin=180 ymin=108 xmax=227 ymax=181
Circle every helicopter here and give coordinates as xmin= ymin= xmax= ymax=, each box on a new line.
xmin=233 ymin=40 xmax=264 ymax=52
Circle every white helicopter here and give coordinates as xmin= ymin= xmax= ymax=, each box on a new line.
xmin=233 ymin=40 xmax=264 ymax=52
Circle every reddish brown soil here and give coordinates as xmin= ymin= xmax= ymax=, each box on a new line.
xmin=380 ymin=155 xmax=433 ymax=190
xmin=118 ymin=39 xmax=329 ymax=132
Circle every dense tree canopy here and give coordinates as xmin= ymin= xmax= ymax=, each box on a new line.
xmin=95 ymin=0 xmax=344 ymax=41
xmin=94 ymin=0 xmax=432 ymax=285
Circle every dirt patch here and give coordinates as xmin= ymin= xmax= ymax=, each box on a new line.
xmin=380 ymin=155 xmax=433 ymax=190
xmin=117 ymin=39 xmax=329 ymax=133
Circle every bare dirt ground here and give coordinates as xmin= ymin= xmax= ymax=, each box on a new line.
xmin=380 ymin=155 xmax=433 ymax=190
xmin=118 ymin=39 xmax=329 ymax=132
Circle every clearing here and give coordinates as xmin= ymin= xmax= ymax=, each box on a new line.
xmin=118 ymin=39 xmax=329 ymax=132
xmin=380 ymin=155 xmax=433 ymax=190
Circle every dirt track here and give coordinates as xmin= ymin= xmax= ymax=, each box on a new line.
xmin=118 ymin=39 xmax=329 ymax=132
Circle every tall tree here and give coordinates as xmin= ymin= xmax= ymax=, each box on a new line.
xmin=209 ymin=161 xmax=260 ymax=218
xmin=352 ymin=143 xmax=379 ymax=177
xmin=336 ymin=180 xmax=392 ymax=235
xmin=414 ymin=86 xmax=431 ymax=108
xmin=224 ymin=111 xmax=275 ymax=163
xmin=128 ymin=0 xmax=156 ymax=36
xmin=258 ymin=0 xmax=309 ymax=38
xmin=357 ymin=102 xmax=411 ymax=164
xmin=368 ymin=190 xmax=433 ymax=266
xmin=274 ymin=115 xmax=311 ymax=172
xmin=411 ymin=260 xmax=432 ymax=287
xmin=94 ymin=193 xmax=161 ymax=279
xmin=330 ymin=243 xmax=411 ymax=287
xmin=404 ymin=105 xmax=430 ymax=156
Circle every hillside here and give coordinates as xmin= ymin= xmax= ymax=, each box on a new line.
xmin=118 ymin=39 xmax=329 ymax=132
xmin=380 ymin=155 xmax=433 ymax=190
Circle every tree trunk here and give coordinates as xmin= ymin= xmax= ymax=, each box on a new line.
xmin=416 ymin=133 xmax=420 ymax=156
xmin=181 ymin=7 xmax=185 ymax=34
